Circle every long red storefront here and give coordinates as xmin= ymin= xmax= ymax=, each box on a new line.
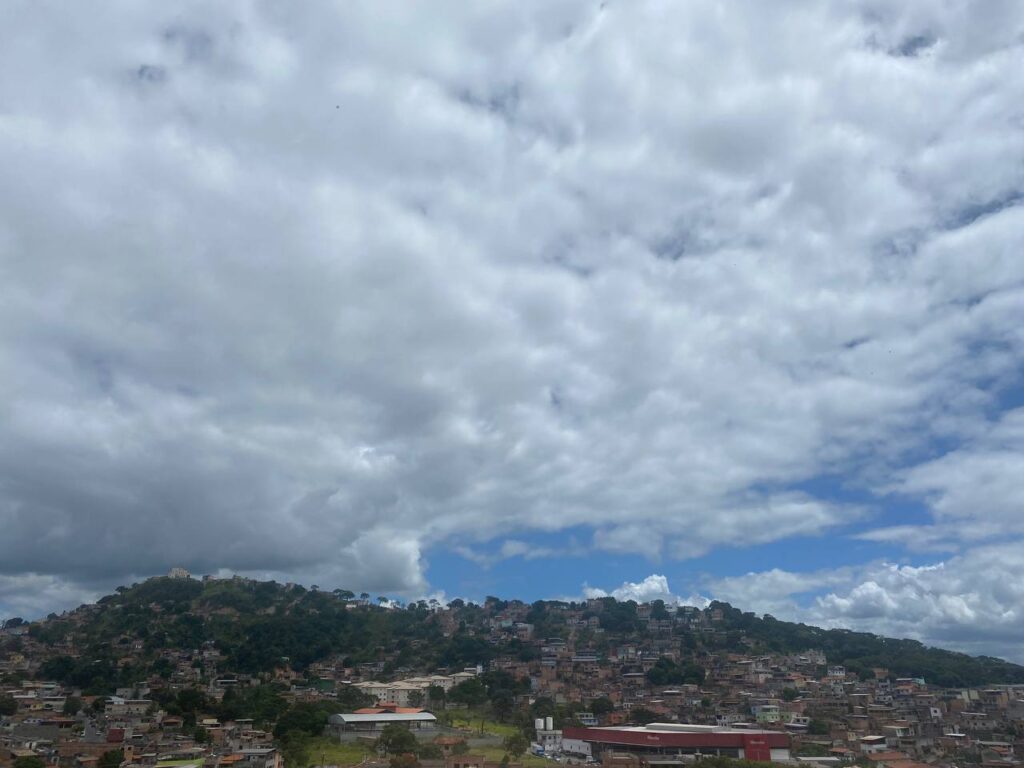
xmin=562 ymin=726 xmax=790 ymax=761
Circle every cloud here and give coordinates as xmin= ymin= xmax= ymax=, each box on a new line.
xmin=854 ymin=407 xmax=1024 ymax=551
xmin=0 ymin=575 xmax=103 ymax=622
xmin=583 ymin=574 xmax=709 ymax=608
xmin=454 ymin=538 xmax=586 ymax=569
xmin=0 ymin=0 xmax=1022 ymax=633
xmin=701 ymin=542 xmax=1024 ymax=661
xmin=852 ymin=525 xmax=959 ymax=553
xmin=898 ymin=408 xmax=1024 ymax=534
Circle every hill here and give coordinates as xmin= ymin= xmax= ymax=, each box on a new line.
xmin=7 ymin=575 xmax=1024 ymax=693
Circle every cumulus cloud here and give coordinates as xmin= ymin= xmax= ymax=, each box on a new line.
xmin=701 ymin=542 xmax=1024 ymax=661
xmin=584 ymin=574 xmax=676 ymax=604
xmin=0 ymin=0 xmax=1023 ymax=635
xmin=583 ymin=574 xmax=709 ymax=608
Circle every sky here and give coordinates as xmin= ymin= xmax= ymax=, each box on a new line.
xmin=1 ymin=1 xmax=1024 ymax=660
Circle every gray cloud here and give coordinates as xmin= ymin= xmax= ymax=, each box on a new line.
xmin=1 ymin=1 xmax=1023 ymax=638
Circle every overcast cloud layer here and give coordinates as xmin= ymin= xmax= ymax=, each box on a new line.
xmin=1 ymin=1 xmax=1023 ymax=659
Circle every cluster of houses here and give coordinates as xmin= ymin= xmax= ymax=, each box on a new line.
xmin=348 ymin=672 xmax=482 ymax=709
xmin=312 ymin=598 xmax=1024 ymax=768
xmin=0 ymin=686 xmax=281 ymax=768
xmin=4 ymin=591 xmax=1024 ymax=768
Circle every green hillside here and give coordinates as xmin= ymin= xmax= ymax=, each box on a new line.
xmin=13 ymin=577 xmax=1024 ymax=694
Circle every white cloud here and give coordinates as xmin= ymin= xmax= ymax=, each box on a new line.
xmin=852 ymin=525 xmax=959 ymax=553
xmin=898 ymin=408 xmax=1024 ymax=533
xmin=583 ymin=574 xmax=709 ymax=608
xmin=701 ymin=542 xmax=1024 ymax=661
xmin=0 ymin=0 xmax=1022 ymax=632
xmin=453 ymin=538 xmax=585 ymax=569
xmin=856 ymin=407 xmax=1024 ymax=550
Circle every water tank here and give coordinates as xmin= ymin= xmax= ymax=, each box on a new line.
xmin=546 ymin=716 xmax=554 ymax=730
xmin=536 ymin=718 xmax=545 ymax=731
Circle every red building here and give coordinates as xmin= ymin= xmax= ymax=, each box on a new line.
xmin=562 ymin=723 xmax=791 ymax=762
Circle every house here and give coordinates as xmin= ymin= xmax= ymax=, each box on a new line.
xmin=105 ymin=698 xmax=152 ymax=718
xmin=859 ymin=736 xmax=889 ymax=754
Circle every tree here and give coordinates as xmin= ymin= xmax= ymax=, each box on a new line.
xmin=378 ymin=724 xmax=418 ymax=755
xmin=218 ymin=683 xmax=290 ymax=726
xmin=449 ymin=678 xmax=488 ymax=707
xmin=646 ymin=658 xmax=705 ymax=686
xmin=14 ymin=758 xmax=46 ymax=768
xmin=530 ymin=697 xmax=556 ymax=719
xmin=591 ymin=697 xmax=613 ymax=716
xmin=782 ymin=688 xmax=798 ymax=702
xmin=417 ymin=744 xmax=444 ymax=760
xmin=808 ymin=719 xmax=830 ymax=735
xmin=629 ymin=707 xmax=658 ymax=725
xmin=63 ymin=696 xmax=82 ymax=716
xmin=490 ymin=688 xmax=515 ymax=722
xmin=407 ymin=690 xmax=424 ymax=708
xmin=280 ymin=731 xmax=311 ymax=768
xmin=452 ymin=742 xmax=470 ymax=756
xmin=97 ymin=750 xmax=124 ymax=768
xmin=273 ymin=703 xmax=330 ymax=740
xmin=335 ymin=685 xmax=375 ymax=712
xmin=646 ymin=657 xmax=684 ymax=685
xmin=0 ymin=695 xmax=17 ymax=716
xmin=176 ymin=688 xmax=208 ymax=717
xmin=426 ymin=685 xmax=446 ymax=707
xmin=503 ymin=733 xmax=529 ymax=759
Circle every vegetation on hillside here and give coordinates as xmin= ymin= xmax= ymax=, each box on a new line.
xmin=707 ymin=602 xmax=1024 ymax=688
xmin=16 ymin=577 xmax=1024 ymax=695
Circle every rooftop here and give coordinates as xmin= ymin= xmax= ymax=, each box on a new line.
xmin=594 ymin=723 xmax=783 ymax=736
xmin=330 ymin=712 xmax=437 ymax=723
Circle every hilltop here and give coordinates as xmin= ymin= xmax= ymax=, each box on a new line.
xmin=5 ymin=574 xmax=1024 ymax=694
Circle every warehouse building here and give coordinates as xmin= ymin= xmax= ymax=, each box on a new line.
xmin=328 ymin=711 xmax=437 ymax=733
xmin=561 ymin=723 xmax=791 ymax=762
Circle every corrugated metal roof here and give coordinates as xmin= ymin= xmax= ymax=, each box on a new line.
xmin=330 ymin=713 xmax=437 ymax=723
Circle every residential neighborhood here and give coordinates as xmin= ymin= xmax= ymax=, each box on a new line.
xmin=2 ymin=577 xmax=1024 ymax=768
